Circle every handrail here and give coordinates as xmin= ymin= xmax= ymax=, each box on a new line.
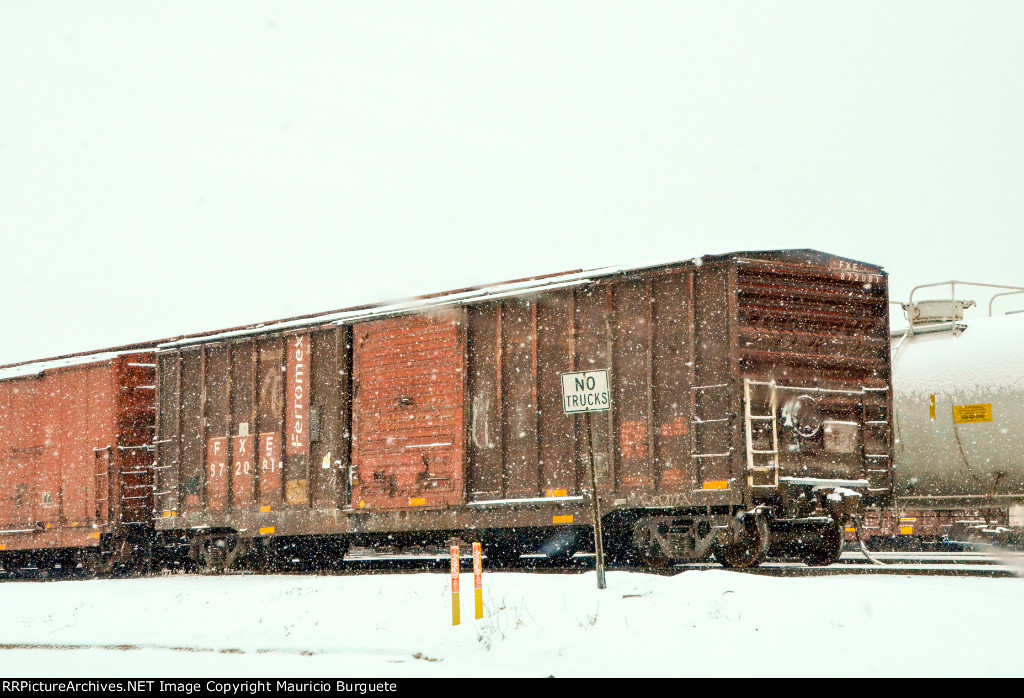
xmin=988 ymin=290 xmax=1024 ymax=316
xmin=908 ymin=280 xmax=1024 ymax=307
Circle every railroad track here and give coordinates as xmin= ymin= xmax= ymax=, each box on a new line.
xmin=334 ymin=548 xmax=1024 ymax=578
xmin=2 ymin=549 xmax=1020 ymax=581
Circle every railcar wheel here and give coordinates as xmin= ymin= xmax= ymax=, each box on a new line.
xmin=801 ymin=519 xmax=844 ymax=567
xmin=633 ymin=524 xmax=670 ymax=569
xmin=84 ymin=536 xmax=134 ymax=577
xmin=197 ymin=535 xmax=240 ymax=575
xmin=716 ymin=512 xmax=770 ymax=569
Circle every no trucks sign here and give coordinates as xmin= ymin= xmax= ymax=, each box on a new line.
xmin=560 ymin=370 xmax=610 ymax=414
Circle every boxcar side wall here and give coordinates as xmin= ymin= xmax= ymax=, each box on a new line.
xmin=464 ymin=268 xmax=740 ymax=508
xmin=154 ymin=252 xmax=891 ymax=547
xmin=156 ymin=328 xmax=353 ymax=526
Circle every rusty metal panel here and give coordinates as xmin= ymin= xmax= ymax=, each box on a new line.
xmin=500 ymin=299 xmax=539 ymax=499
xmin=466 ymin=304 xmax=503 ymax=501
xmin=204 ymin=346 xmax=230 ymax=511
xmin=612 ymin=280 xmax=654 ymax=493
xmin=88 ymin=367 xmax=116 ymax=525
xmin=179 ymin=349 xmax=204 ymax=511
xmin=0 ymin=379 xmax=39 ymax=529
xmin=59 ymin=371 xmax=91 ymax=525
xmin=38 ymin=374 xmax=64 ymax=529
xmin=352 ymin=312 xmax=466 ymax=510
xmin=309 ymin=328 xmax=346 ymax=510
xmin=284 ymin=333 xmax=311 ymax=506
xmin=652 ymin=273 xmax=696 ymax=493
xmin=113 ymin=355 xmax=156 ymax=527
xmin=691 ymin=264 xmax=736 ymax=489
xmin=229 ymin=343 xmax=255 ymax=509
xmin=256 ymin=337 xmax=285 ymax=508
xmin=155 ymin=352 xmax=180 ymax=517
xmin=537 ymin=291 xmax=578 ymax=496
xmin=231 ymin=434 xmax=254 ymax=508
xmin=574 ymin=286 xmax=614 ymax=493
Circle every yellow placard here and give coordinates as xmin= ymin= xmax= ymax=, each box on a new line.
xmin=553 ymin=514 xmax=574 ymax=524
xmin=953 ymin=404 xmax=993 ymax=424
xmin=899 ymin=526 xmax=914 ymax=536
xmin=929 ymin=394 xmax=936 ymax=421
xmin=408 ymin=497 xmax=427 ymax=506
xmin=702 ymin=480 xmax=729 ymax=490
xmin=260 ymin=505 xmax=272 ymax=513
xmin=545 ymin=489 xmax=567 ymax=498
xmin=844 ymin=527 xmax=856 ymax=533
xmin=259 ymin=526 xmax=276 ymax=535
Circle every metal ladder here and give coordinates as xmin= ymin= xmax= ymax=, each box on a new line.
xmin=689 ymin=382 xmax=735 ymax=486
xmin=743 ymin=379 xmax=779 ymax=488
xmin=859 ymin=387 xmax=891 ymax=494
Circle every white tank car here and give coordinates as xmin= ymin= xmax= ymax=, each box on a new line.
xmin=892 ymin=285 xmax=1024 ymax=509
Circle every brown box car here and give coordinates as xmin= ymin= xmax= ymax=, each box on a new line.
xmin=0 ymin=348 xmax=155 ymax=575
xmin=154 ymin=249 xmax=893 ymax=570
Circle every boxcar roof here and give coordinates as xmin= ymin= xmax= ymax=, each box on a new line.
xmin=155 ymin=248 xmax=885 ymax=350
xmin=0 ymin=347 xmax=153 ymax=382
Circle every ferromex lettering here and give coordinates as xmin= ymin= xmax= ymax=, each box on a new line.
xmin=286 ymin=334 xmax=310 ymax=455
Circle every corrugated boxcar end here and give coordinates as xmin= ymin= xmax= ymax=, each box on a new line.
xmin=0 ymin=348 xmax=159 ymax=576
xmin=150 ymin=249 xmax=891 ymax=573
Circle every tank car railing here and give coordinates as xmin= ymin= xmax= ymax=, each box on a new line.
xmin=903 ymin=281 xmax=1024 ymax=326
xmin=908 ymin=280 xmax=1024 ymax=307
xmin=988 ymin=290 xmax=1024 ymax=316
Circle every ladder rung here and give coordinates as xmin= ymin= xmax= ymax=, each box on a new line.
xmin=691 ymin=452 xmax=732 ymax=458
xmin=749 ymin=449 xmax=778 ymax=455
xmin=748 ymin=415 xmax=774 ymax=421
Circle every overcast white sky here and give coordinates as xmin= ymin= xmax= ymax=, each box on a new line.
xmin=1 ymin=2 xmax=1022 ymax=365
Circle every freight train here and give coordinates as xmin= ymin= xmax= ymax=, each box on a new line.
xmin=852 ymin=281 xmax=1024 ymax=550
xmin=0 ymin=249 xmax=894 ymax=576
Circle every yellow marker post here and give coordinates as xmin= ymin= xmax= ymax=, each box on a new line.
xmin=450 ymin=544 xmax=460 ymax=626
xmin=472 ymin=542 xmax=483 ymax=620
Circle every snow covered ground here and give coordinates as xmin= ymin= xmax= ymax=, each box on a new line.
xmin=0 ymin=569 xmax=1020 ymax=677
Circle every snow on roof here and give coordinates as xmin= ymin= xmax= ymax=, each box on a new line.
xmin=0 ymin=349 xmax=150 ymax=382
xmin=158 ymin=249 xmax=870 ymax=350
xmin=157 ymin=264 xmax=624 ymax=349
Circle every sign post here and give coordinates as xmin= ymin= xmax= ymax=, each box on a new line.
xmin=450 ymin=544 xmax=460 ymax=626
xmin=472 ymin=542 xmax=483 ymax=620
xmin=560 ymin=369 xmax=610 ymax=590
